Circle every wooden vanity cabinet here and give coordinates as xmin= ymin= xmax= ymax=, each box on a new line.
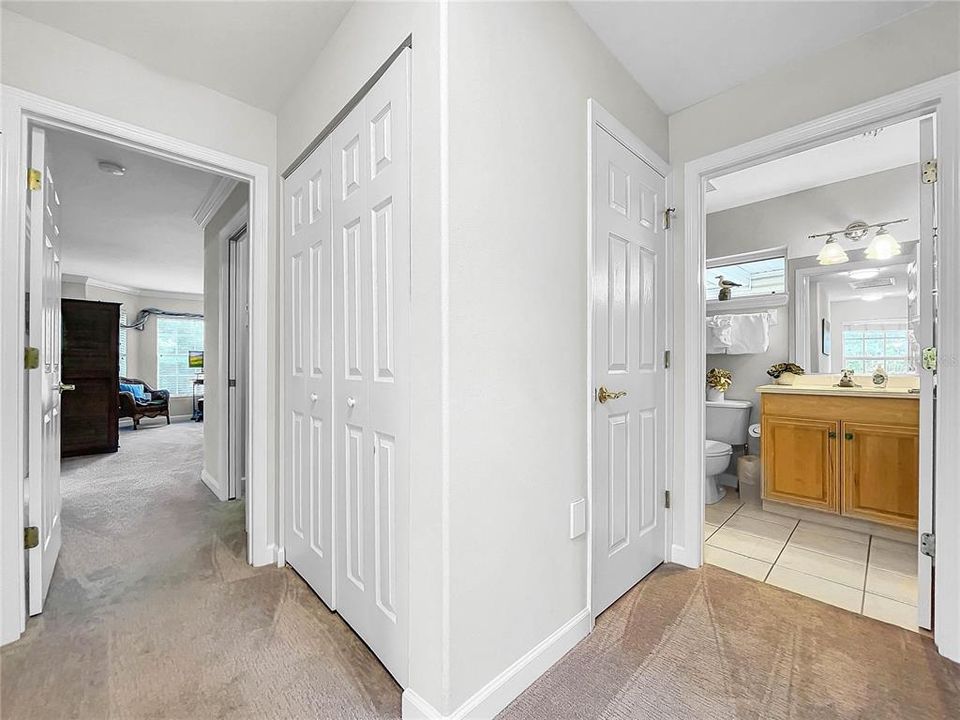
xmin=760 ymin=393 xmax=919 ymax=529
xmin=761 ymin=416 xmax=839 ymax=512
xmin=842 ymin=422 xmax=919 ymax=529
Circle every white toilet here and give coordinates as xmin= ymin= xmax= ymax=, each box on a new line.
xmin=705 ymin=399 xmax=753 ymax=505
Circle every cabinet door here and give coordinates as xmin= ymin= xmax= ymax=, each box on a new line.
xmin=841 ymin=422 xmax=919 ymax=529
xmin=762 ymin=416 xmax=839 ymax=512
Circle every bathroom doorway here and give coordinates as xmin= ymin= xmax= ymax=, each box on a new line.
xmin=692 ymin=104 xmax=943 ymax=634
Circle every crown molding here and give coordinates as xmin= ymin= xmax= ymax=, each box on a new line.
xmin=193 ymin=176 xmax=239 ymax=228
xmin=66 ymin=274 xmax=202 ymax=302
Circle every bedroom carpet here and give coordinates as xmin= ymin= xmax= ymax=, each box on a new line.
xmin=0 ymin=421 xmax=401 ymax=719
xmin=499 ymin=562 xmax=960 ymax=720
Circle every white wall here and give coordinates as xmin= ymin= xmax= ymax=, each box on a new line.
xmin=277 ymin=2 xmax=447 ymax=710
xmin=669 ymin=0 xmax=960 ymax=563
xmin=203 ymin=185 xmax=248 ymax=497
xmin=445 ymin=1 xmax=667 ymax=713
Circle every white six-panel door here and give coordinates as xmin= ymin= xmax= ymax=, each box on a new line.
xmin=27 ymin=126 xmax=64 ymax=615
xmin=284 ymin=136 xmax=334 ymax=607
xmin=283 ymin=49 xmax=409 ymax=685
xmin=332 ymin=51 xmax=410 ymax=687
xmin=592 ymin=123 xmax=667 ymax=617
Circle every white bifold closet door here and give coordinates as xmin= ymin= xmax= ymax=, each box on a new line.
xmin=284 ymin=133 xmax=334 ymax=606
xmin=283 ymin=48 xmax=410 ymax=686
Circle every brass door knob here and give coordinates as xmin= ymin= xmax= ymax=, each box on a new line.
xmin=597 ymin=385 xmax=627 ymax=404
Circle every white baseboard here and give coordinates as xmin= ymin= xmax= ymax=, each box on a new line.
xmin=671 ymin=543 xmax=700 ymax=569
xmin=401 ymin=607 xmax=591 ymax=720
xmin=200 ymin=468 xmax=221 ymax=498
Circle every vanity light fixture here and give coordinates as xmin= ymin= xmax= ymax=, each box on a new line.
xmin=865 ymin=226 xmax=902 ymax=260
xmin=810 ymin=218 xmax=908 ymax=266
xmin=848 ymin=268 xmax=880 ymax=280
xmin=816 ymin=234 xmax=849 ymax=265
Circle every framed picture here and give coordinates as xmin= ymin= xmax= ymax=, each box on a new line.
xmin=821 ymin=319 xmax=831 ymax=356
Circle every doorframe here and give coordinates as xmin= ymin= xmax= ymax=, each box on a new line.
xmin=217 ymin=205 xmax=249 ymax=503
xmin=678 ymin=72 xmax=960 ymax=661
xmin=586 ymin=99 xmax=673 ymax=619
xmin=0 ymin=86 xmax=274 ymax=646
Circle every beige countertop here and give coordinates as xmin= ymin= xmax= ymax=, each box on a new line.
xmin=755 ymin=383 xmax=920 ymax=399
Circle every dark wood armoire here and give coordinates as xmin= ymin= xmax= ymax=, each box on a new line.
xmin=61 ymin=299 xmax=120 ymax=457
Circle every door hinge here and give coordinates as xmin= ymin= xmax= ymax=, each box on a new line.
xmin=27 ymin=168 xmax=42 ymax=191
xmin=228 ymin=379 xmax=237 ymax=388
xmin=24 ymin=346 xmax=40 ymax=370
xmin=922 ymin=346 xmax=937 ymax=372
xmin=664 ymin=490 xmax=671 ymax=509
xmin=920 ymin=532 xmax=935 ymax=560
xmin=663 ymin=207 xmax=676 ymax=230
xmin=24 ymin=526 xmax=39 ymax=549
xmin=664 ymin=350 xmax=671 ymax=369
xmin=921 ymin=160 xmax=938 ymax=184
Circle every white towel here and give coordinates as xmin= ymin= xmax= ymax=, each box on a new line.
xmin=726 ymin=313 xmax=770 ymax=354
xmin=705 ymin=316 xmax=732 ymax=353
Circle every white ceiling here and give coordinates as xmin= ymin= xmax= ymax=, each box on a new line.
xmin=706 ymin=116 xmax=920 ymax=214
xmin=5 ymin=1 xmax=353 ymax=112
xmin=571 ymin=1 xmax=931 ymax=115
xmin=49 ymin=129 xmax=227 ymax=294
xmin=815 ymin=261 xmax=912 ymax=303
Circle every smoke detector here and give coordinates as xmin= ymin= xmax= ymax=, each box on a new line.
xmin=97 ymin=160 xmax=126 ymax=176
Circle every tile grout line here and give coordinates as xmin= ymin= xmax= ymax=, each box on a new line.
xmin=860 ymin=536 xmax=873 ymax=614
xmin=763 ymin=519 xmax=800 ymax=583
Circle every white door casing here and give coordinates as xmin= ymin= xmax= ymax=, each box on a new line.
xmin=592 ymin=121 xmax=668 ymax=617
xmin=27 ymin=125 xmax=63 ymax=615
xmin=228 ymin=228 xmax=249 ymax=500
xmin=332 ymin=51 xmax=410 ymax=685
xmin=284 ymin=137 xmax=335 ymax=608
xmin=917 ymin=114 xmax=936 ymax=630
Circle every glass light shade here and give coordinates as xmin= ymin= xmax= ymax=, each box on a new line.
xmin=817 ymin=237 xmax=849 ymax=265
xmin=865 ymin=227 xmax=902 ymax=260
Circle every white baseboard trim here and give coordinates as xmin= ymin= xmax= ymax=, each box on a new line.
xmin=671 ymin=543 xmax=699 ymax=569
xmin=200 ymin=468 xmax=221 ymax=498
xmin=401 ymin=607 xmax=591 ymax=720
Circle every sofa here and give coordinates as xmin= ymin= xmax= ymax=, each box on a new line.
xmin=119 ymin=377 xmax=170 ymax=428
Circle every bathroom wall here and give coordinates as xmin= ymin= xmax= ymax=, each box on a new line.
xmin=707 ymin=164 xmax=919 ymax=260
xmin=705 ymin=163 xmax=920 ymax=439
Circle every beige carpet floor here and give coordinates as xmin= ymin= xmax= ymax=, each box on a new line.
xmin=5 ymin=422 xmax=959 ymax=719
xmin=500 ymin=562 xmax=960 ymax=719
xmin=0 ymin=421 xmax=401 ymax=720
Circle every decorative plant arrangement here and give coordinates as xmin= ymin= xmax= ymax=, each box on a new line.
xmin=706 ymin=368 xmax=733 ymax=401
xmin=767 ymin=362 xmax=806 ymax=386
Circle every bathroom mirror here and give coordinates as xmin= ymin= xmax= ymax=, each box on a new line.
xmin=787 ymin=240 xmax=919 ymax=375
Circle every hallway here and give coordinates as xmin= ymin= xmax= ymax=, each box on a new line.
xmin=1 ymin=421 xmax=400 ymax=719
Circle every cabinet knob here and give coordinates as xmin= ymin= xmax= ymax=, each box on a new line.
xmin=828 ymin=431 xmax=837 ymax=438
xmin=845 ymin=432 xmax=854 ymax=440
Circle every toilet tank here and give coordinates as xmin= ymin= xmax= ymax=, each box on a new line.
xmin=705 ymin=399 xmax=753 ymax=445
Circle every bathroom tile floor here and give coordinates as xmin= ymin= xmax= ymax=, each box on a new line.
xmin=703 ymin=491 xmax=920 ymax=631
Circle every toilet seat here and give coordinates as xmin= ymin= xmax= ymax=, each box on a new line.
xmin=705 ymin=440 xmax=732 ymax=457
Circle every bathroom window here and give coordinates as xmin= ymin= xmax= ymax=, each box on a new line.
xmin=841 ymin=321 xmax=910 ymax=375
xmin=706 ymin=248 xmax=786 ymax=300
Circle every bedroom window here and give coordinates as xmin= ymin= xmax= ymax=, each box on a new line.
xmin=156 ymin=316 xmax=204 ymax=396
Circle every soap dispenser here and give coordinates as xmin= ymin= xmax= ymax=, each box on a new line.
xmin=872 ymin=365 xmax=888 ymax=388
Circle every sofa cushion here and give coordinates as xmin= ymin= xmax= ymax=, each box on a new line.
xmin=120 ymin=383 xmax=148 ymax=401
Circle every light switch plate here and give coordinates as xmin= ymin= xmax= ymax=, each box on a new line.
xmin=570 ymin=498 xmax=586 ymax=539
